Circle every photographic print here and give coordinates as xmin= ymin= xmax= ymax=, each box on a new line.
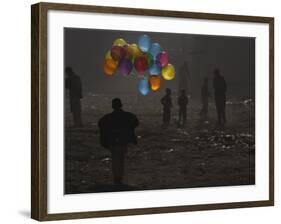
xmin=31 ymin=3 xmax=274 ymax=220
xmin=64 ymin=28 xmax=255 ymax=194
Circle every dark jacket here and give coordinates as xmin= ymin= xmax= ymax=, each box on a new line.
xmin=65 ymin=74 xmax=83 ymax=99
xmin=213 ymin=75 xmax=227 ymax=96
xmin=178 ymin=95 xmax=188 ymax=108
xmin=99 ymin=110 xmax=139 ymax=148
xmin=161 ymin=95 xmax=172 ymax=111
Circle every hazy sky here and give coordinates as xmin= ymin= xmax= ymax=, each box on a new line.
xmin=64 ymin=27 xmax=255 ymax=99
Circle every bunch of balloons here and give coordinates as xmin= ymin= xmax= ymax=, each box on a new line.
xmin=103 ymin=34 xmax=176 ymax=95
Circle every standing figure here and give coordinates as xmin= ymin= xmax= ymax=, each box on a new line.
xmin=65 ymin=67 xmax=83 ymax=127
xmin=98 ymin=98 xmax=139 ymax=185
xmin=200 ymin=77 xmax=210 ymax=121
xmin=161 ymin=88 xmax=173 ymax=128
xmin=177 ymin=89 xmax=188 ymax=127
xmin=213 ymin=69 xmax=227 ymax=126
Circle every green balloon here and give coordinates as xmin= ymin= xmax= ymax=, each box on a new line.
xmin=146 ymin=53 xmax=154 ymax=67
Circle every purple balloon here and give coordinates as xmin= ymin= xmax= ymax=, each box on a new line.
xmin=156 ymin=51 xmax=169 ymax=68
xmin=118 ymin=59 xmax=133 ymax=75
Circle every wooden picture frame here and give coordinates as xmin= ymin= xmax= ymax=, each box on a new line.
xmin=31 ymin=2 xmax=274 ymax=221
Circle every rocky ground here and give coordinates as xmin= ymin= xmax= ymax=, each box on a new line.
xmin=64 ymin=93 xmax=255 ymax=194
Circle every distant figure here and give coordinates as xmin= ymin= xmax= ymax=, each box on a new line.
xmin=65 ymin=67 xmax=83 ymax=127
xmin=213 ymin=69 xmax=227 ymax=126
xmin=200 ymin=77 xmax=211 ymax=121
xmin=177 ymin=89 xmax=188 ymax=127
xmin=161 ymin=88 xmax=173 ymax=128
xmin=98 ymin=98 xmax=139 ymax=185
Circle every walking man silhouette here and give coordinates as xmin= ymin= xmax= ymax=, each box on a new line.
xmin=98 ymin=98 xmax=139 ymax=185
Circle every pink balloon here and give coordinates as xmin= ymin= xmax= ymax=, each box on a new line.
xmin=156 ymin=51 xmax=169 ymax=68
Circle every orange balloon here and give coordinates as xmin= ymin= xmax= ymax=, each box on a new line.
xmin=149 ymin=75 xmax=161 ymax=91
xmin=103 ymin=58 xmax=118 ymax=75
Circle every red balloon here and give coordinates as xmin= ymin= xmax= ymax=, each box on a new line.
xmin=111 ymin=45 xmax=125 ymax=61
xmin=134 ymin=56 xmax=148 ymax=74
xmin=123 ymin=44 xmax=134 ymax=60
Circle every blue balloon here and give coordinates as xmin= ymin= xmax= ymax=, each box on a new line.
xmin=149 ymin=43 xmax=162 ymax=59
xmin=138 ymin=77 xmax=150 ymax=95
xmin=138 ymin=34 xmax=151 ymax=53
xmin=149 ymin=61 xmax=161 ymax=75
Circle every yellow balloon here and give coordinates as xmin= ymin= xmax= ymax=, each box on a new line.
xmin=105 ymin=50 xmax=112 ymax=60
xmin=162 ymin=63 xmax=175 ymax=80
xmin=113 ymin=38 xmax=127 ymax=46
xmin=130 ymin=43 xmax=142 ymax=59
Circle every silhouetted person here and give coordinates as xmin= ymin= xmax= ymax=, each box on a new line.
xmin=65 ymin=67 xmax=83 ymax=127
xmin=161 ymin=88 xmax=173 ymax=128
xmin=213 ymin=69 xmax=227 ymax=126
xmin=200 ymin=77 xmax=210 ymax=121
xmin=178 ymin=89 xmax=188 ymax=127
xmin=98 ymin=98 xmax=139 ymax=185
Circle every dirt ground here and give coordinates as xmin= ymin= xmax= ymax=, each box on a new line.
xmin=64 ymin=93 xmax=255 ymax=194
